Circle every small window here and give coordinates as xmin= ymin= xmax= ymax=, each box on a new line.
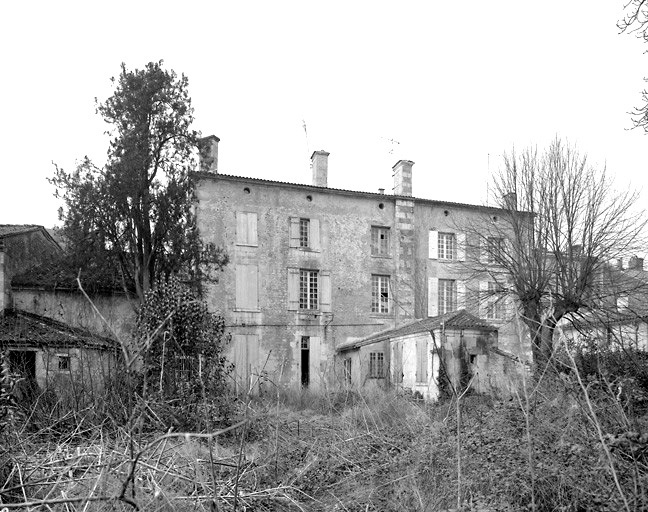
xmin=438 ymin=233 xmax=456 ymax=260
xmin=371 ymin=226 xmax=390 ymax=257
xmin=371 ymin=275 xmax=390 ymax=313
xmin=299 ymin=270 xmax=319 ymax=310
xmin=369 ymin=352 xmax=384 ymax=378
xmin=344 ymin=358 xmax=352 ymax=385
xmin=438 ymin=279 xmax=457 ymax=314
xmin=301 ymin=336 xmax=310 ymax=349
xmin=58 ymin=355 xmax=70 ymax=371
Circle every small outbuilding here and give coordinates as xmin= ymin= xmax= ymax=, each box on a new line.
xmin=337 ymin=310 xmax=528 ymax=400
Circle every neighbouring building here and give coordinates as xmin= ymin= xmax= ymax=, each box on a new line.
xmin=0 ymin=225 xmax=120 ymax=398
xmin=193 ymin=137 xmax=530 ymax=395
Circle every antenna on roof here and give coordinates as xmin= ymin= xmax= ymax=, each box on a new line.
xmin=302 ymin=119 xmax=310 ymax=169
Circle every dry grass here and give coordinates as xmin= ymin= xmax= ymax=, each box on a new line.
xmin=1 ymin=380 xmax=648 ymax=511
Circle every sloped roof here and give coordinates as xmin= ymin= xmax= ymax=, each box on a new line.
xmin=337 ymin=310 xmax=497 ymax=352
xmin=0 ymin=224 xmax=61 ymax=250
xmin=0 ymin=310 xmax=117 ymax=351
xmin=12 ymin=257 xmax=131 ymax=294
xmin=192 ymin=172 xmax=516 ymax=214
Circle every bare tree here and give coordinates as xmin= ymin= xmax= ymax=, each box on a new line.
xmin=619 ymin=1 xmax=648 ymax=130
xmin=466 ymin=138 xmax=646 ymax=369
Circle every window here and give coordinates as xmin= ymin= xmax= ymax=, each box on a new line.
xmin=57 ymin=355 xmax=70 ymax=371
xmin=299 ymin=218 xmax=310 ymax=247
xmin=438 ymin=233 xmax=456 ymax=260
xmin=371 ymin=275 xmax=390 ymax=313
xmin=344 ymin=358 xmax=352 ymax=385
xmin=300 ymin=270 xmax=319 ymax=310
xmin=235 ymin=264 xmax=258 ymax=310
xmin=438 ymin=279 xmax=457 ymax=314
xmin=416 ymin=339 xmax=428 ymax=383
xmin=486 ymin=282 xmax=504 ymax=319
xmin=371 ymin=226 xmax=390 ymax=256
xmin=236 ymin=212 xmax=258 ymax=246
xmin=289 ymin=217 xmax=320 ymax=250
xmin=369 ymin=352 xmax=384 ymax=378
xmin=487 ymin=237 xmax=505 ymax=264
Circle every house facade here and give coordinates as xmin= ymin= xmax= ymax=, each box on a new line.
xmin=194 ymin=137 xmax=529 ymax=393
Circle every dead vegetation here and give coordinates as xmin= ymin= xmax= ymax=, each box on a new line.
xmin=1 ymin=368 xmax=648 ymax=511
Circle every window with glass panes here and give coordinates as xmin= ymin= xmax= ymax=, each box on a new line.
xmin=438 ymin=279 xmax=457 ymax=314
xmin=486 ymin=282 xmax=504 ymax=319
xmin=487 ymin=237 xmax=505 ymax=264
xmin=369 ymin=352 xmax=384 ymax=378
xmin=371 ymin=226 xmax=390 ymax=256
xmin=299 ymin=218 xmax=310 ymax=248
xmin=438 ymin=233 xmax=456 ymax=259
xmin=371 ymin=275 xmax=390 ymax=313
xmin=299 ymin=270 xmax=318 ymax=309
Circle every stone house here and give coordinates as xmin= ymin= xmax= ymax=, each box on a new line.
xmin=0 ymin=225 xmax=121 ymax=396
xmin=193 ymin=137 xmax=530 ymax=394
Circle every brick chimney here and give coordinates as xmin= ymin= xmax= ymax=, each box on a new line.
xmin=311 ymin=150 xmax=329 ymax=187
xmin=199 ymin=135 xmax=219 ymax=173
xmin=393 ymin=160 xmax=414 ymax=196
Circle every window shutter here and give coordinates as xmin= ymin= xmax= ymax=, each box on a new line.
xmin=247 ymin=265 xmax=258 ymax=309
xmin=457 ymin=281 xmax=466 ymax=310
xmin=309 ymin=336 xmax=321 ymax=388
xmin=416 ymin=338 xmax=428 ymax=383
xmin=247 ymin=334 xmax=260 ymax=393
xmin=289 ymin=218 xmax=300 ymax=248
xmin=457 ymin=232 xmax=466 ymax=261
xmin=429 ymin=230 xmax=438 ymax=259
xmin=479 ymin=281 xmax=488 ymax=318
xmin=310 ymin=218 xmax=321 ymax=250
xmin=393 ymin=342 xmax=403 ymax=384
xmin=236 ymin=212 xmax=248 ymax=245
xmin=235 ymin=265 xmax=245 ymax=308
xmin=232 ymin=334 xmax=247 ymax=392
xmin=287 ymin=268 xmax=300 ymax=310
xmin=247 ymin=213 xmax=258 ymax=246
xmin=428 ymin=277 xmax=438 ymax=317
xmin=320 ymin=270 xmax=332 ymax=312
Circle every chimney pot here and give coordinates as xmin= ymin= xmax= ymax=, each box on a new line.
xmin=629 ymin=255 xmax=644 ymax=271
xmin=392 ymin=160 xmax=414 ymax=196
xmin=378 ymin=188 xmax=385 ymax=194
xmin=502 ymin=192 xmax=517 ymax=210
xmin=311 ymin=150 xmax=329 ymax=187
xmin=199 ymin=135 xmax=219 ymax=173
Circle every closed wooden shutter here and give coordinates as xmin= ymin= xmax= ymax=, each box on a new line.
xmin=236 ymin=212 xmax=248 ymax=245
xmin=320 ymin=270 xmax=331 ymax=312
xmin=428 ymin=277 xmax=438 ymax=317
xmin=287 ymin=268 xmax=300 ymax=310
xmin=310 ymin=218 xmax=320 ymax=250
xmin=289 ymin=218 xmax=300 ymax=248
xmin=247 ymin=213 xmax=258 ymax=246
xmin=416 ymin=337 xmax=428 ymax=383
xmin=235 ymin=264 xmax=258 ymax=309
xmin=429 ymin=230 xmax=438 ymax=259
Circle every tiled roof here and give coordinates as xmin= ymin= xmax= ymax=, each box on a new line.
xmin=12 ymin=257 xmax=131 ymax=294
xmin=0 ymin=225 xmax=43 ymax=237
xmin=192 ymin=172 xmax=515 ymax=214
xmin=0 ymin=310 xmax=117 ymax=351
xmin=337 ymin=310 xmax=497 ymax=352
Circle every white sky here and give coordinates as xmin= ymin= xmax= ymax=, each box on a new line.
xmin=2 ymin=1 xmax=647 ymax=228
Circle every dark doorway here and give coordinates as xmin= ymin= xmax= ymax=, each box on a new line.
xmin=9 ymin=350 xmax=36 ymax=380
xmin=301 ymin=336 xmax=310 ymax=387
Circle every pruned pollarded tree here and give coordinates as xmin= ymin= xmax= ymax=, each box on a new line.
xmin=466 ymin=138 xmax=646 ymax=370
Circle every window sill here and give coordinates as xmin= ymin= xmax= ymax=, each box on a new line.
xmin=291 ymin=247 xmax=320 ymax=253
xmin=369 ymin=313 xmax=393 ymax=318
xmin=233 ymin=308 xmax=261 ymax=313
xmin=236 ymin=243 xmax=258 ymax=248
xmin=371 ymin=254 xmax=392 ymax=259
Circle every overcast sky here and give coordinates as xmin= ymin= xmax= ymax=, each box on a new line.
xmin=2 ymin=1 xmax=647 ymax=228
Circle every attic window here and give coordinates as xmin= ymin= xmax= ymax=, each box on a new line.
xmin=444 ymin=210 xmax=450 ymax=216
xmin=243 ymin=187 xmax=251 ymax=194
xmin=306 ymin=195 xmax=313 ymax=202
xmin=378 ymin=203 xmax=384 ymax=210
